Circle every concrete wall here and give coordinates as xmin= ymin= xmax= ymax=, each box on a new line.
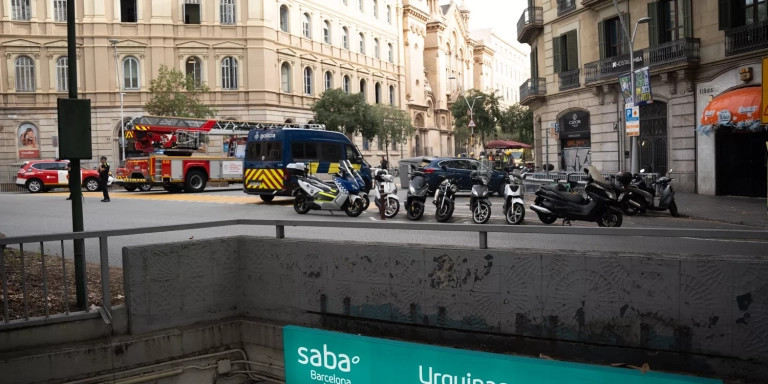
xmin=124 ymin=236 xmax=768 ymax=374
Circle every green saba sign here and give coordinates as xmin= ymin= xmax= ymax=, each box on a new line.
xmin=283 ymin=326 xmax=721 ymax=384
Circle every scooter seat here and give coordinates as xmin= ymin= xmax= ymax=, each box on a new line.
xmin=539 ymin=187 xmax=586 ymax=203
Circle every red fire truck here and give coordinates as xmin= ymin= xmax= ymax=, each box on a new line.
xmin=116 ymin=116 xmax=315 ymax=193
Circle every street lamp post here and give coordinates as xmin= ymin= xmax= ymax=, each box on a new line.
xmin=109 ymin=39 xmax=125 ymax=163
xmin=627 ymin=16 xmax=650 ymax=174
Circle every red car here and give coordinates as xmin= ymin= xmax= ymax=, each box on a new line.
xmin=16 ymin=160 xmax=101 ymax=193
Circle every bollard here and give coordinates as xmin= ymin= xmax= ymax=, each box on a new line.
xmin=379 ymin=182 xmax=386 ymax=220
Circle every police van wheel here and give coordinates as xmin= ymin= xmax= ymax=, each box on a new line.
xmin=260 ymin=195 xmax=275 ymax=202
xmin=123 ymin=185 xmax=137 ymax=192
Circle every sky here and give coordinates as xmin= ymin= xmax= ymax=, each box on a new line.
xmin=440 ymin=0 xmax=528 ymax=50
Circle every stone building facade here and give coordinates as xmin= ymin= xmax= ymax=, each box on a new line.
xmin=471 ymin=28 xmax=530 ymax=107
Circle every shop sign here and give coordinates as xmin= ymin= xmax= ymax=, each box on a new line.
xmin=559 ymin=110 xmax=590 ymax=133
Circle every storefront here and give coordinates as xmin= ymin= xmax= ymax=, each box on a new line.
xmin=558 ymin=110 xmax=591 ymax=172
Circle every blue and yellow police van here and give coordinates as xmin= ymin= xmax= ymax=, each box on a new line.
xmin=243 ymin=126 xmax=371 ymax=202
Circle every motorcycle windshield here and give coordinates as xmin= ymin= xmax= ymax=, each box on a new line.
xmin=411 ymin=175 xmax=426 ymax=190
xmin=585 ymin=165 xmax=606 ymax=184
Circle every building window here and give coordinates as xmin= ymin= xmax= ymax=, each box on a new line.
xmin=389 ymin=85 xmax=395 ymax=106
xmin=220 ymin=0 xmax=235 ymax=25
xmin=342 ymin=27 xmax=349 ymax=49
xmin=388 ymin=43 xmax=393 ymax=63
xmin=391 ymin=140 xmax=397 ymax=151
xmin=56 ymin=56 xmax=68 ymax=92
xmin=12 ymin=0 xmax=31 ymax=20
xmin=279 ymin=5 xmax=289 ymax=32
xmin=377 ymin=138 xmax=384 ymax=150
xmin=649 ymin=0 xmax=692 ymax=46
xmin=186 ymin=56 xmax=202 ymax=86
xmin=324 ymin=71 xmax=333 ymax=90
xmin=281 ymin=62 xmax=291 ymax=92
xmin=303 ymin=67 xmax=313 ymax=95
xmin=359 ymin=33 xmax=365 ymax=54
xmin=221 ymin=56 xmax=238 ymax=90
xmin=15 ymin=56 xmax=35 ymax=92
xmin=359 ymin=79 xmax=367 ymax=100
xmin=720 ymin=0 xmax=768 ymax=30
xmin=373 ymin=0 xmax=378 ymax=18
xmin=553 ymin=30 xmax=578 ymax=73
xmin=386 ymin=5 xmax=391 ymax=24
xmin=121 ymin=0 xmax=137 ymax=22
xmin=362 ymin=138 xmax=369 ymax=150
xmin=374 ymin=82 xmax=381 ymax=104
xmin=323 ymin=20 xmax=331 ymax=43
xmin=184 ymin=0 xmax=200 ymax=24
xmin=343 ymin=75 xmax=350 ymax=94
xmin=598 ymin=16 xmax=626 ymax=59
xmin=358 ymin=0 xmax=363 ymax=12
xmin=122 ymin=56 xmax=140 ymax=90
xmin=343 ymin=0 xmax=347 ymax=5
xmin=302 ymin=13 xmax=311 ymax=38
xmin=54 ymin=0 xmax=67 ymax=22
xmin=374 ymin=38 xmax=380 ymax=59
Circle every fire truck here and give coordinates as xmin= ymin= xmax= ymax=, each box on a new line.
xmin=116 ymin=116 xmax=321 ymax=193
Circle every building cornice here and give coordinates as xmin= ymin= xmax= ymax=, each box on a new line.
xmin=403 ymin=5 xmax=429 ymax=23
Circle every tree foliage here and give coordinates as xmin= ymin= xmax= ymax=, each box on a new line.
xmin=450 ymin=89 xmax=502 ymax=147
xmin=370 ymin=105 xmax=414 ymax=159
xmin=311 ymin=88 xmax=374 ymax=137
xmin=499 ymin=103 xmax=534 ymax=144
xmin=144 ymin=65 xmax=216 ymax=118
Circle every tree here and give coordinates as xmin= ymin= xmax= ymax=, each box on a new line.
xmin=499 ymin=103 xmax=534 ymax=144
xmin=450 ymin=90 xmax=502 ymax=149
xmin=371 ymin=105 xmax=414 ymax=161
xmin=310 ymin=88 xmax=374 ymax=138
xmin=144 ymin=65 xmax=216 ymax=118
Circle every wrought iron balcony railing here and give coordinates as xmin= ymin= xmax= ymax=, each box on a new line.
xmin=517 ymin=6 xmax=543 ymax=43
xmin=725 ymin=21 xmax=768 ymax=56
xmin=584 ymin=38 xmax=699 ymax=84
xmin=519 ymin=78 xmax=546 ymax=103
xmin=558 ymin=69 xmax=580 ymax=90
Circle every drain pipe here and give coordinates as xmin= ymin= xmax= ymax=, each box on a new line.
xmin=113 ymin=368 xmax=184 ymax=384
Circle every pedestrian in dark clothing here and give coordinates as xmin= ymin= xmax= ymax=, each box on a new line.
xmin=380 ymin=156 xmax=389 ymax=171
xmin=98 ymin=156 xmax=110 ymax=202
xmin=65 ymin=162 xmax=73 ymax=200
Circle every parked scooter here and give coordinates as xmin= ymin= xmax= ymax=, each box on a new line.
xmin=371 ymin=167 xmax=400 ymax=218
xmin=469 ymin=163 xmax=493 ymax=224
xmin=405 ymin=164 xmax=429 ymax=220
xmin=501 ymin=169 xmax=526 ymax=225
xmin=433 ymin=173 xmax=459 ymax=222
xmin=289 ymin=161 xmax=365 ymax=217
xmin=617 ymin=168 xmax=679 ymax=217
xmin=530 ymin=165 xmax=623 ymax=227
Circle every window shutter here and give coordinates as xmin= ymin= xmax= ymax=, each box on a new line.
xmin=598 ymin=20 xmax=606 ymax=60
xmin=682 ymin=0 xmax=693 ymax=38
xmin=718 ymin=0 xmax=730 ymax=30
xmin=647 ymin=2 xmax=658 ymax=47
xmin=531 ymin=48 xmax=538 ymax=80
xmin=553 ymin=36 xmax=562 ymax=74
xmin=566 ymin=30 xmax=578 ymax=71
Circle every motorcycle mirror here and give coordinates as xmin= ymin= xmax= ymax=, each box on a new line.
xmin=668 ymin=169 xmax=673 ymax=176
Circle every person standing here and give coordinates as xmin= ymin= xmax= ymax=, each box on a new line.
xmin=98 ymin=156 xmax=110 ymax=202
xmin=65 ymin=162 xmax=73 ymax=200
xmin=380 ymin=156 xmax=389 ymax=171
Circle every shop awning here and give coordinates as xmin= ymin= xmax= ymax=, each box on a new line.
xmin=484 ymin=139 xmax=532 ymax=149
xmin=698 ymin=86 xmax=764 ymax=135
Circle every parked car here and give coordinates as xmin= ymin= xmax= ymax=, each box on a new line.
xmin=16 ymin=160 xmax=101 ymax=193
xmin=421 ymin=157 xmax=507 ymax=195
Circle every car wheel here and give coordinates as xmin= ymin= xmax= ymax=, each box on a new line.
xmin=26 ymin=179 xmax=43 ymax=193
xmin=84 ymin=177 xmax=100 ymax=192
xmin=260 ymin=195 xmax=275 ymax=202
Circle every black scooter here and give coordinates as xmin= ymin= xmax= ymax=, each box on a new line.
xmin=617 ymin=168 xmax=679 ymax=217
xmin=405 ymin=164 xmax=429 ymax=220
xmin=469 ymin=167 xmax=492 ymax=224
xmin=433 ymin=172 xmax=458 ymax=222
xmin=530 ymin=165 xmax=623 ymax=227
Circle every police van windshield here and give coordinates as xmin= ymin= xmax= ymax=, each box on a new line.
xmin=245 ymin=141 xmax=282 ymax=161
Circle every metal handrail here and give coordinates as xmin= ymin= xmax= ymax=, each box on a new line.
xmin=725 ymin=20 xmax=768 ymax=56
xmin=558 ymin=69 xmax=580 ymax=90
xmin=3 ymin=219 xmax=767 ymax=328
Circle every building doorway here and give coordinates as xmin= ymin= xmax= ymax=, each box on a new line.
xmin=638 ymin=102 xmax=668 ymax=174
xmin=716 ymin=127 xmax=768 ymax=197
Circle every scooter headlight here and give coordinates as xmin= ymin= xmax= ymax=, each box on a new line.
xmin=449 ymin=184 xmax=458 ymax=193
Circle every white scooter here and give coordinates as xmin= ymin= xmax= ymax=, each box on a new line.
xmin=502 ymin=170 xmax=526 ymax=225
xmin=371 ymin=168 xmax=400 ymax=218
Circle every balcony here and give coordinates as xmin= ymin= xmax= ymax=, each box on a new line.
xmin=584 ymin=38 xmax=699 ymax=84
xmin=725 ymin=21 xmax=768 ymax=56
xmin=557 ymin=0 xmax=577 ymax=17
xmin=517 ymin=6 xmax=543 ymax=45
xmin=558 ymin=69 xmax=580 ymax=90
xmin=519 ymin=78 xmax=547 ymax=105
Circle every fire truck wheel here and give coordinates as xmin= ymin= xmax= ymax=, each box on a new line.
xmin=123 ymin=185 xmax=137 ymax=192
xmin=184 ymin=170 xmax=207 ymax=193
xmin=139 ymin=183 xmax=152 ymax=192
xmin=260 ymin=195 xmax=275 ymax=202
xmin=163 ymin=185 xmax=184 ymax=193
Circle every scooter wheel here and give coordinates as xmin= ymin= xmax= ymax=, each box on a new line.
xmin=505 ymin=203 xmax=525 ymax=225
xmin=597 ymin=210 xmax=623 ymax=227
xmin=536 ymin=212 xmax=557 ymax=224
xmin=668 ymin=200 xmax=679 ymax=217
xmin=294 ymin=193 xmax=311 ymax=214
xmin=384 ymin=197 xmax=400 ymax=218
xmin=344 ymin=198 xmax=365 ymax=217
xmin=435 ymin=203 xmax=454 ymax=222
xmin=472 ymin=201 xmax=491 ymax=224
xmin=407 ymin=202 xmax=424 ymax=220
xmin=361 ymin=194 xmax=370 ymax=211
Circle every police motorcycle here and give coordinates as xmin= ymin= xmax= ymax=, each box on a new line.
xmin=371 ymin=167 xmax=400 ymax=218
xmin=617 ymin=168 xmax=679 ymax=217
xmin=469 ymin=162 xmax=493 ymax=224
xmin=344 ymin=160 xmax=370 ymax=210
xmin=433 ymin=169 xmax=459 ymax=222
xmin=501 ymin=169 xmax=527 ymax=225
xmin=530 ymin=165 xmax=623 ymax=227
xmin=405 ymin=164 xmax=429 ymax=220
xmin=288 ymin=161 xmax=365 ymax=217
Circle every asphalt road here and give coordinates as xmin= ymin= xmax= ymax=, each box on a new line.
xmin=1 ymin=187 xmax=767 ymax=266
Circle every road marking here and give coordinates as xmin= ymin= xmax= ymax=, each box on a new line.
xmin=48 ymin=191 xmax=271 ymax=205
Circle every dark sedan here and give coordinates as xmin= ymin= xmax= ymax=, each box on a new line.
xmin=420 ymin=157 xmax=507 ymax=195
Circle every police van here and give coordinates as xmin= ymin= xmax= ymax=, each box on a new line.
xmin=243 ymin=126 xmax=371 ymax=201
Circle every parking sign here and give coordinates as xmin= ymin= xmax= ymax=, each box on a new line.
xmin=625 ymin=104 xmax=640 ymax=137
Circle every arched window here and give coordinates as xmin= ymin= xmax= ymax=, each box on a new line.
xmin=122 ymin=56 xmax=140 ymax=90
xmin=220 ymin=0 xmax=235 ymax=25
xmin=359 ymin=79 xmax=367 ymax=101
xmin=373 ymin=0 xmax=378 ymax=18
xmin=342 ymin=27 xmax=349 ymax=49
xmin=374 ymin=82 xmax=381 ymax=104
xmin=342 ymin=75 xmax=350 ymax=94
xmin=221 ymin=56 xmax=238 ymax=90
xmin=323 ymin=20 xmax=331 ymax=44
xmin=359 ymin=33 xmax=365 ymax=54
xmin=279 ymin=5 xmax=289 ymax=32
xmin=374 ymin=38 xmax=380 ymax=60
xmin=388 ymin=85 xmax=395 ymax=106
xmin=388 ymin=43 xmax=393 ymax=63
xmin=303 ymin=67 xmax=313 ymax=95
xmin=14 ymin=55 xmax=35 ymax=92
xmin=324 ymin=71 xmax=333 ymax=90
xmin=302 ymin=12 xmax=311 ymax=38
xmin=281 ymin=62 xmax=291 ymax=93
xmin=386 ymin=5 xmax=391 ymax=24
xmin=55 ymin=56 xmax=68 ymax=92
xmin=185 ymin=56 xmax=202 ymax=86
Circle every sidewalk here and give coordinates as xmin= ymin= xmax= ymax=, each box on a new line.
xmin=675 ymin=192 xmax=768 ymax=228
